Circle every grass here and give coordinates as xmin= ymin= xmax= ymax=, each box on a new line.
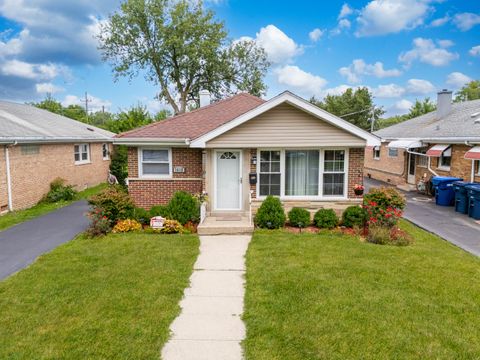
xmin=0 ymin=183 xmax=107 ymax=232
xmin=243 ymin=220 xmax=480 ymax=360
xmin=0 ymin=232 xmax=199 ymax=359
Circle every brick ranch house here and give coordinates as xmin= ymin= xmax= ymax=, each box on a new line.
xmin=115 ymin=91 xmax=380 ymax=218
xmin=365 ymin=90 xmax=480 ymax=189
xmin=0 ymin=101 xmax=114 ymax=213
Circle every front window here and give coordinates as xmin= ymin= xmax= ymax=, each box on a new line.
xmin=259 ymin=150 xmax=281 ymax=196
xmin=102 ymin=143 xmax=110 ymax=160
xmin=140 ymin=149 xmax=171 ymax=177
xmin=439 ymin=147 xmax=451 ymax=169
xmin=74 ymin=144 xmax=90 ymax=164
xmin=285 ymin=150 xmax=319 ymax=196
xmin=323 ymin=150 xmax=345 ymax=196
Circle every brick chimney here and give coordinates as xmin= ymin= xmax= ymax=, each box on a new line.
xmin=437 ymin=89 xmax=452 ymax=118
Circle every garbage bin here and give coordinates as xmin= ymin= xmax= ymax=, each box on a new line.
xmin=431 ymin=176 xmax=463 ymax=206
xmin=466 ymin=185 xmax=480 ymax=220
xmin=453 ymin=181 xmax=476 ymax=214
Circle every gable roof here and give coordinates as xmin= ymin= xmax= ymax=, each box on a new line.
xmin=115 ymin=93 xmax=265 ymax=142
xmin=0 ymin=100 xmax=114 ymax=144
xmin=375 ymin=99 xmax=480 ymax=142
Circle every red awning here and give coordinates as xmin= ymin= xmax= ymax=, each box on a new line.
xmin=426 ymin=144 xmax=450 ymax=157
xmin=465 ymin=146 xmax=480 ymax=160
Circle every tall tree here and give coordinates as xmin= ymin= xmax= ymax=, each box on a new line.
xmin=98 ymin=0 xmax=269 ymax=115
xmin=454 ymin=80 xmax=480 ymax=102
xmin=310 ymin=87 xmax=384 ymax=131
xmin=375 ymin=97 xmax=436 ymax=130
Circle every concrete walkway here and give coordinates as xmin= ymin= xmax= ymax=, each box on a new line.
xmin=162 ymin=235 xmax=251 ymax=360
xmin=0 ymin=200 xmax=90 ymax=280
xmin=365 ymin=178 xmax=480 ymax=256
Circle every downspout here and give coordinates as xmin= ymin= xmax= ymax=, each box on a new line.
xmin=4 ymin=141 xmax=17 ymax=211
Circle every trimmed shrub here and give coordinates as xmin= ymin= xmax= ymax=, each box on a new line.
xmin=159 ymin=219 xmax=183 ymax=234
xmin=166 ymin=191 xmax=200 ymax=225
xmin=314 ymin=209 xmax=339 ymax=229
xmin=288 ymin=207 xmax=311 ymax=228
xmin=364 ymin=187 xmax=406 ymax=210
xmin=342 ymin=205 xmax=366 ymax=228
xmin=88 ymin=186 xmax=135 ymax=222
xmin=44 ymin=178 xmax=77 ymax=203
xmin=254 ymin=195 xmax=286 ymax=229
xmin=112 ymin=219 xmax=142 ymax=233
xmin=149 ymin=205 xmax=169 ymax=219
xmin=133 ymin=207 xmax=150 ymax=226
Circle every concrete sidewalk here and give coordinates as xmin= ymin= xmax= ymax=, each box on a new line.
xmin=162 ymin=235 xmax=251 ymax=360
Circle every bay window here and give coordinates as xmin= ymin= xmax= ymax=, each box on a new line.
xmin=257 ymin=149 xmax=347 ymax=199
xmin=140 ymin=148 xmax=171 ymax=177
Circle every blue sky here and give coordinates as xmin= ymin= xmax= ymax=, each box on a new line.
xmin=0 ymin=0 xmax=478 ymax=117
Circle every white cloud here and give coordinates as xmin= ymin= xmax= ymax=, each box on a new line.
xmin=469 ymin=45 xmax=480 ymax=57
xmin=309 ymin=28 xmax=324 ymax=42
xmin=399 ymin=38 xmax=459 ymax=67
xmin=438 ymin=39 xmax=454 ymax=48
xmin=338 ymin=4 xmax=354 ymax=19
xmin=453 ymin=12 xmax=480 ymax=31
xmin=406 ymin=79 xmax=436 ymax=95
xmin=275 ymin=65 xmax=327 ymax=96
xmin=446 ymin=72 xmax=472 ymax=89
xmin=355 ymin=0 xmax=432 ymax=37
xmin=35 ymin=82 xmax=64 ymax=94
xmin=253 ymin=25 xmax=303 ymax=64
xmin=62 ymin=93 xmax=112 ymax=113
xmin=330 ymin=18 xmax=351 ymax=36
xmin=0 ymin=59 xmax=63 ymax=80
xmin=373 ymin=83 xmax=405 ymax=98
xmin=430 ymin=15 xmax=449 ymax=27
xmin=322 ymin=84 xmax=355 ymax=97
xmin=339 ymin=59 xmax=402 ymax=84
xmin=389 ymin=99 xmax=414 ymax=115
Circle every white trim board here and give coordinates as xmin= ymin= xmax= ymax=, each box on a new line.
xmin=190 ymin=91 xmax=381 ymax=148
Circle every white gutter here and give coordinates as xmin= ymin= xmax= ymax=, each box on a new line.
xmin=0 ymin=137 xmax=114 ymax=144
xmin=405 ymin=148 xmax=438 ymax=177
xmin=113 ymin=137 xmax=189 ymax=146
xmin=4 ymin=142 xmax=17 ymax=211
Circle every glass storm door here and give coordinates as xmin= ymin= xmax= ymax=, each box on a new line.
xmin=408 ymin=153 xmax=416 ymax=184
xmin=216 ymin=151 xmax=241 ymax=210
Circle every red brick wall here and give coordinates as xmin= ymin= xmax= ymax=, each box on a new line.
xmin=1 ymin=143 xmax=110 ymax=211
xmin=127 ymin=147 xmax=203 ymax=208
xmin=348 ymin=148 xmax=364 ymax=199
xmin=364 ymin=143 xmax=407 ymax=185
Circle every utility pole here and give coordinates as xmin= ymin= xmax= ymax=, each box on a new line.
xmin=83 ymin=91 xmax=92 ymax=123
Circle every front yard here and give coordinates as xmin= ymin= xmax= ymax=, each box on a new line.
xmin=243 ymin=220 xmax=480 ymax=359
xmin=0 ymin=232 xmax=199 ymax=359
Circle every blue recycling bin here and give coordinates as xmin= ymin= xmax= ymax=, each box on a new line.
xmin=431 ymin=176 xmax=463 ymax=206
xmin=453 ymin=181 xmax=477 ymax=214
xmin=466 ymin=185 xmax=480 ymax=220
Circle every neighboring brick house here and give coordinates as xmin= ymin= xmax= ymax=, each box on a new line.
xmin=115 ymin=91 xmax=379 ymax=217
xmin=0 ymin=101 xmax=114 ymax=212
xmin=365 ymin=90 xmax=480 ymax=189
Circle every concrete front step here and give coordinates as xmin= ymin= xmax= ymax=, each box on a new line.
xmin=197 ymin=216 xmax=254 ymax=235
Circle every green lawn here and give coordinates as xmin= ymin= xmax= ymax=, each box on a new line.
xmin=0 ymin=232 xmax=199 ymax=359
xmin=243 ymin=220 xmax=480 ymax=360
xmin=0 ymin=183 xmax=107 ymax=232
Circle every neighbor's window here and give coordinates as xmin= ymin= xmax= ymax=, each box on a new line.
xmin=285 ymin=150 xmax=319 ymax=196
xmin=140 ymin=149 xmax=171 ymax=177
xmin=388 ymin=148 xmax=398 ymax=157
xmin=102 ymin=143 xmax=110 ymax=160
xmin=417 ymin=150 xmax=428 ymax=167
xmin=21 ymin=144 xmax=40 ymax=155
xmin=373 ymin=147 xmax=380 ymax=160
xmin=323 ymin=150 xmax=345 ymax=196
xmin=259 ymin=150 xmax=281 ymax=196
xmin=439 ymin=147 xmax=451 ymax=169
xmin=74 ymin=144 xmax=90 ymax=164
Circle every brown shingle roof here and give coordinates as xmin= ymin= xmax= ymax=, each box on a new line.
xmin=116 ymin=93 xmax=265 ymax=139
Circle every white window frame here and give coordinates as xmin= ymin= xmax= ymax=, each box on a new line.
xmin=102 ymin=143 xmax=110 ymax=160
xmin=74 ymin=143 xmax=90 ymax=165
xmin=138 ymin=147 xmax=172 ymax=179
xmin=256 ymin=148 xmax=349 ymax=201
xmin=388 ymin=148 xmax=398 ymax=158
xmin=438 ymin=146 xmax=452 ymax=171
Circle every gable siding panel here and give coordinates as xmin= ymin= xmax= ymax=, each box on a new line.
xmin=206 ymin=103 xmax=366 ymax=148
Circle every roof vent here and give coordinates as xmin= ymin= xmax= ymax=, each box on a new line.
xmin=87 ymin=127 xmax=94 ymax=132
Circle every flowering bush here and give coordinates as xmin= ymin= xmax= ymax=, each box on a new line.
xmin=159 ymin=219 xmax=183 ymax=234
xmin=363 ymin=201 xmax=403 ymax=228
xmin=112 ymin=219 xmax=142 ymax=233
xmin=367 ymin=225 xmax=413 ymax=246
xmin=85 ymin=208 xmax=112 ymax=237
xmin=363 ymin=187 xmax=406 ymax=211
xmin=353 ymin=184 xmax=364 ymax=192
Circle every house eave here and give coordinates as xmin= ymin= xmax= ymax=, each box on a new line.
xmin=379 ymin=136 xmax=480 ymax=145
xmin=0 ymin=137 xmax=113 ymax=144
xmin=113 ymin=137 xmax=190 ymax=146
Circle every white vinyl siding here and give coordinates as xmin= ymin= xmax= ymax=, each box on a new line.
xmin=74 ymin=144 xmax=90 ymax=165
xmin=207 ymin=103 xmax=366 ymax=148
xmin=139 ymin=148 xmax=172 ymax=178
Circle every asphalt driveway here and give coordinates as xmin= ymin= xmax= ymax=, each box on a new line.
xmin=365 ymin=178 xmax=480 ymax=256
xmin=0 ymin=200 xmax=90 ymax=280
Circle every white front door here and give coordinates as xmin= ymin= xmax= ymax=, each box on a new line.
xmin=215 ymin=150 xmax=242 ymax=210
xmin=407 ymin=153 xmax=416 ymax=184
